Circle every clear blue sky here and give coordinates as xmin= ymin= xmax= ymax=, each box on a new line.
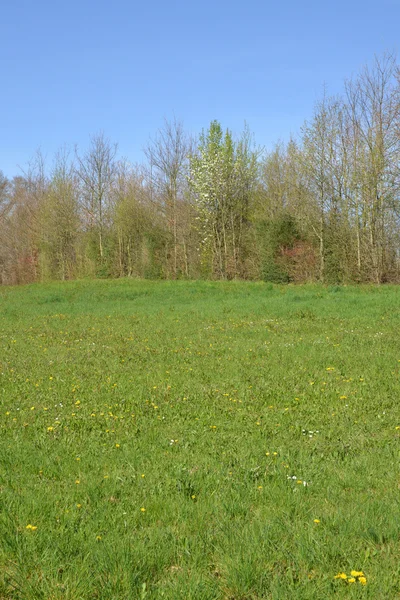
xmin=0 ymin=0 xmax=398 ymax=177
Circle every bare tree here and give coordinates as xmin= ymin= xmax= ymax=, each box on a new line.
xmin=300 ymin=93 xmax=340 ymax=281
xmin=75 ymin=133 xmax=117 ymax=262
xmin=39 ymin=147 xmax=79 ymax=280
xmin=0 ymin=171 xmax=13 ymax=220
xmin=345 ymin=53 xmax=400 ymax=281
xmin=112 ymin=160 xmax=157 ymax=277
xmin=144 ymin=117 xmax=192 ymax=277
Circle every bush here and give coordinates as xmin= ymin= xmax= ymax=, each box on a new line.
xmin=262 ymin=260 xmax=290 ymax=283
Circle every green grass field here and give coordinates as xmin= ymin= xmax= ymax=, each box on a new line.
xmin=1 ymin=280 xmax=400 ymax=599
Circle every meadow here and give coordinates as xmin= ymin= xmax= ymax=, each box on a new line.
xmin=0 ymin=279 xmax=400 ymax=599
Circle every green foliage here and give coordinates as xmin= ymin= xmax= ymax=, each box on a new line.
xmin=261 ymin=260 xmax=291 ymax=283
xmin=271 ymin=212 xmax=300 ymax=249
xmin=324 ymin=215 xmax=355 ymax=284
xmin=143 ymin=229 xmax=168 ymax=279
xmin=0 ymin=280 xmax=400 ymax=598
xmin=189 ymin=121 xmax=258 ymax=278
xmin=257 ymin=213 xmax=301 ymax=282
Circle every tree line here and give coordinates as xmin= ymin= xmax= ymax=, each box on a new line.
xmin=1 ymin=53 xmax=400 ymax=285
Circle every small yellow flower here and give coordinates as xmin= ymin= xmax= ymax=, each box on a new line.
xmin=350 ymin=570 xmax=364 ymax=578
xmin=334 ymin=572 xmax=347 ymax=580
xmin=347 ymin=577 xmax=356 ymax=583
xmin=140 ymin=507 xmax=146 ymax=512
xmin=115 ymin=444 xmax=120 ymax=448
xmin=340 ymin=395 xmax=347 ymax=400
xmin=76 ymin=504 xmax=82 ymax=509
xmin=313 ymin=519 xmax=320 ymax=524
xmin=75 ymin=479 xmax=80 ymax=485
xmin=359 ymin=576 xmax=367 ymax=585
xmin=296 ymin=480 xmax=303 ymax=484
xmin=26 ymin=524 xmax=37 ymax=531
xmin=47 ymin=426 xmax=54 ymax=432
xmin=96 ymin=535 xmax=102 ymax=541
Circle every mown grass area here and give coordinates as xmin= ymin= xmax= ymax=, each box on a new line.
xmin=1 ymin=279 xmax=400 ymax=599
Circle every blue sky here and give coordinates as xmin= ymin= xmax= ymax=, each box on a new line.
xmin=0 ymin=0 xmax=399 ymax=177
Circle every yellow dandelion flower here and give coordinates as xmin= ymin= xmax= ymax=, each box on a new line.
xmin=347 ymin=577 xmax=356 ymax=583
xmin=359 ymin=576 xmax=367 ymax=585
xmin=334 ymin=572 xmax=347 ymax=580
xmin=75 ymin=479 xmax=80 ymax=485
xmin=313 ymin=519 xmax=320 ymax=524
xmin=47 ymin=426 xmax=54 ymax=432
xmin=26 ymin=524 xmax=37 ymax=531
xmin=350 ymin=570 xmax=364 ymax=578
xmin=140 ymin=507 xmax=146 ymax=512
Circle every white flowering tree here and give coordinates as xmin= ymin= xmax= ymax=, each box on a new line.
xmin=189 ymin=121 xmax=258 ymax=278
